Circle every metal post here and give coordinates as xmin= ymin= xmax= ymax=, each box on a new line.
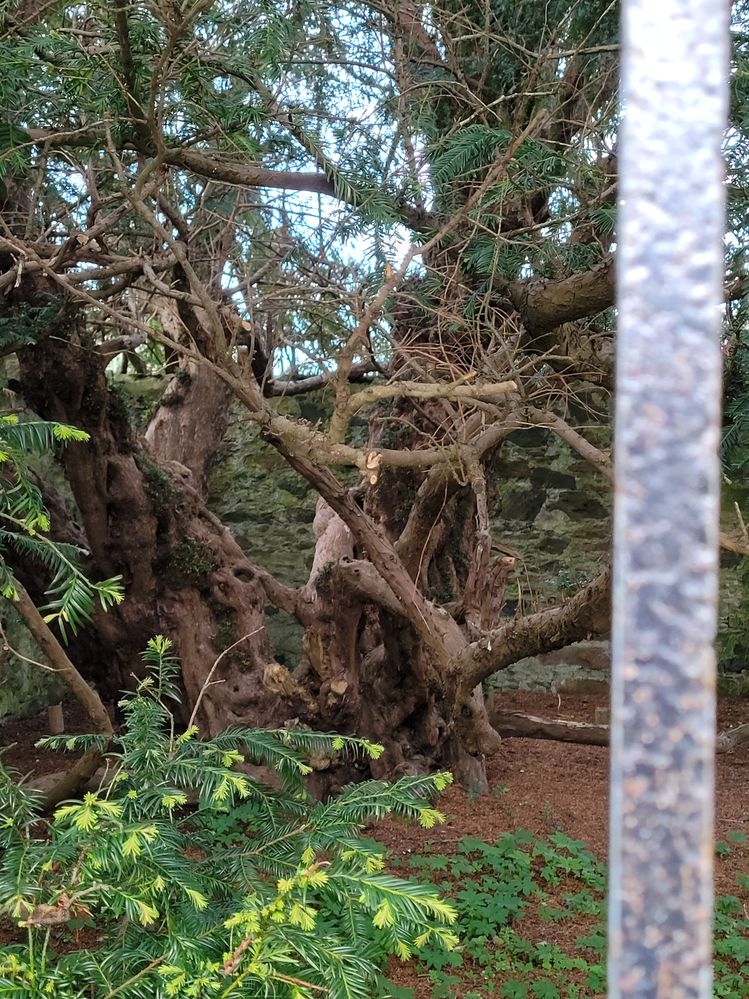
xmin=609 ymin=3 xmax=730 ymax=999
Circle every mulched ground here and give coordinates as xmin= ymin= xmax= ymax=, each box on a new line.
xmin=1 ymin=690 xmax=747 ymax=995
xmin=373 ymin=690 xmax=749 ymax=894
xmin=1 ymin=699 xmax=94 ymax=777
xmin=373 ymin=691 xmax=749 ymax=997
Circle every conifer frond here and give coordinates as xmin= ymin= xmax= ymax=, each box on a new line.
xmin=431 ymin=125 xmax=511 ymax=185
xmin=0 ymin=414 xmax=123 ymax=637
xmin=0 ymin=641 xmax=457 ymax=998
xmin=1 ymin=419 xmax=89 ymax=456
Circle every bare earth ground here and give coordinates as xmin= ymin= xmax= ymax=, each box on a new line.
xmin=1 ymin=691 xmax=747 ymax=996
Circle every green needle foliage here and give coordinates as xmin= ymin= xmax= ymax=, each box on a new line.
xmin=0 ymin=411 xmax=123 ymax=637
xmin=0 ymin=636 xmax=458 ymax=999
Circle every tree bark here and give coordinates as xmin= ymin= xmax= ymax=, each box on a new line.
xmin=489 ymin=708 xmax=610 ymax=746
xmin=16 ymin=320 xmax=282 ymax=734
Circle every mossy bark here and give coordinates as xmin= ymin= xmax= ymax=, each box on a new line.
xmin=17 ymin=322 xmax=282 ymax=733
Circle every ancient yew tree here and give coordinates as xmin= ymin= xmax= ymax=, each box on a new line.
xmin=1 ymin=0 xmax=748 ymax=788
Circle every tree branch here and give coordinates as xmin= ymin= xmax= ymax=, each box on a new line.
xmin=333 ymin=560 xmax=406 ymax=618
xmin=13 ymin=584 xmax=113 ymax=809
xmin=462 ymin=464 xmax=492 ymax=638
xmin=716 ymin=723 xmax=749 ymax=753
xmin=510 ymin=255 xmax=615 ymax=335
xmin=267 ymin=362 xmax=377 ymax=396
xmin=25 ymin=128 xmax=430 ymax=227
xmin=346 ymin=378 xmax=517 ymax=415
xmin=452 ymin=567 xmax=612 ymax=693
xmin=163 ymin=147 xmax=341 ymax=197
xmin=527 ymin=407 xmax=613 ymax=479
xmin=163 ymin=148 xmax=431 ymax=229
xmin=719 ymin=532 xmax=749 ymax=556
xmin=488 ymin=708 xmax=610 ymax=746
xmin=235 ymin=558 xmax=300 ymax=617
xmin=526 ymin=409 xmax=749 ymax=557
xmin=395 ymin=467 xmax=457 ymax=578
xmin=488 ymin=706 xmax=749 ymax=754
xmin=263 ymin=435 xmax=465 ymax=672
xmin=95 ymin=333 xmax=146 ymax=357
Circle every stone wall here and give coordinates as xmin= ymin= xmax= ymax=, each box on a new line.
xmin=0 ymin=605 xmax=65 ymax=721
xmin=207 ymin=385 xmax=749 ymax=685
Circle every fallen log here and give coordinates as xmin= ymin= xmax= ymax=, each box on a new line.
xmin=716 ymin=722 xmax=749 ymax=753
xmin=490 ymin=710 xmax=609 ymax=746
xmin=489 ymin=707 xmax=749 ymax=754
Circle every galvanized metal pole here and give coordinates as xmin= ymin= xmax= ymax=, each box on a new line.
xmin=609 ymin=3 xmax=730 ymax=999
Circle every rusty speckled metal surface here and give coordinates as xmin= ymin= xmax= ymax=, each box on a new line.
xmin=609 ymin=2 xmax=730 ymax=998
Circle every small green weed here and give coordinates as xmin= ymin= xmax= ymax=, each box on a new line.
xmin=389 ymin=826 xmax=749 ymax=999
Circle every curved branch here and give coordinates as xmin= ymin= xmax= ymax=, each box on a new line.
xmin=95 ymin=333 xmax=146 ymax=357
xmin=452 ymin=567 xmax=612 ymax=693
xmin=263 ymin=435 xmax=465 ymax=671
xmin=13 ymin=585 xmax=113 ymax=809
xmin=719 ymin=531 xmax=749 ymax=556
xmin=236 ymin=558 xmax=300 ymax=617
xmin=163 ymin=149 xmax=431 ymax=230
xmin=716 ymin=723 xmax=749 ymax=752
xmin=333 ymin=560 xmax=406 ymax=618
xmin=510 ymin=255 xmax=614 ymax=335
xmin=25 ymin=129 xmax=433 ymax=231
xmin=527 ymin=407 xmax=613 ymax=479
xmin=395 ymin=467 xmax=456 ymax=577
xmin=526 ymin=410 xmax=749 ymax=558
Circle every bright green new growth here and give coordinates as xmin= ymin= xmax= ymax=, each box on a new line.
xmin=0 ymin=412 xmax=123 ymax=636
xmin=0 ymin=636 xmax=457 ymax=999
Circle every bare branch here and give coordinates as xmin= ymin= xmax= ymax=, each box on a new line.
xmin=95 ymin=333 xmax=146 ymax=357
xmin=346 ymin=378 xmax=517 ymax=415
xmin=395 ymin=467 xmax=456 ymax=578
xmin=718 ymin=531 xmax=749 ymax=556
xmin=264 ymin=433 xmax=465 ymax=673
xmin=452 ymin=567 xmax=612 ymax=693
xmin=267 ymin=362 xmax=377 ymax=397
xmin=527 ymin=407 xmax=613 ymax=479
xmin=488 ymin=707 xmax=610 ymax=746
xmin=13 ymin=584 xmax=113 ymax=809
xmin=462 ymin=463 xmax=492 ymax=637
xmin=334 ymin=560 xmax=406 ymax=618
xmin=488 ymin=706 xmax=749 ymax=754
xmin=716 ymin=723 xmax=749 ymax=752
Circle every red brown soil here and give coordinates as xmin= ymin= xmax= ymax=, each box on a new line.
xmin=0 ymin=698 xmax=93 ymax=777
xmin=1 ymin=691 xmax=747 ymax=996
xmin=373 ymin=690 xmax=749 ymax=889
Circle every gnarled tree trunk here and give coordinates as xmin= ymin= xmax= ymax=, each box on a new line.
xmin=17 ymin=318 xmax=282 ymax=733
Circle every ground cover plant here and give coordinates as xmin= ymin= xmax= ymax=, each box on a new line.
xmin=0 ymin=637 xmax=458 ymax=999
xmin=1 ymin=673 xmax=747 ymax=999
xmin=385 ymin=829 xmax=749 ymax=999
